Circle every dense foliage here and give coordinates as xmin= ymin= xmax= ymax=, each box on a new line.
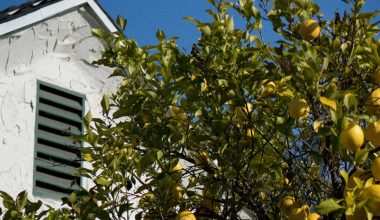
xmin=1 ymin=0 xmax=380 ymax=219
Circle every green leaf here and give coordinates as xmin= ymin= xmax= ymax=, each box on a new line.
xmin=225 ymin=167 xmax=237 ymax=180
xmin=333 ymin=37 xmax=341 ymax=50
xmin=343 ymin=92 xmax=358 ymax=111
xmin=357 ymin=10 xmax=380 ymax=19
xmin=101 ymin=95 xmax=110 ymax=114
xmin=316 ymin=199 xmax=345 ymax=214
xmin=91 ymin=28 xmax=109 ymax=39
xmin=156 ymin=29 xmax=166 ymax=41
xmin=25 ymin=200 xmax=42 ymax=215
xmin=140 ymin=153 xmax=156 ymax=171
xmin=156 ymin=150 xmax=164 ymax=160
xmin=87 ymin=130 xmax=98 ymax=146
xmin=0 ymin=191 xmax=15 ymax=209
xmin=82 ymin=153 xmax=93 ymax=162
xmin=96 ymin=177 xmax=111 ymax=187
xmin=355 ymin=149 xmax=370 ymax=164
xmin=69 ymin=192 xmax=77 ymax=204
xmin=340 ymin=170 xmax=349 ymax=185
xmin=322 ymin=56 xmax=331 ymax=71
xmin=15 ymin=191 xmax=28 ymax=211
xmin=183 ymin=16 xmax=201 ymax=26
xmin=116 ymin=15 xmax=127 ymax=31
xmin=10 ymin=210 xmax=18 ymax=218
xmin=226 ymin=17 xmax=234 ymax=33
xmin=199 ymin=25 xmax=212 ymax=36
xmin=320 ymin=96 xmax=337 ymax=111
xmin=83 ymin=111 xmax=93 ymax=130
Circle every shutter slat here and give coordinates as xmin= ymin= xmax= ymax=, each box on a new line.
xmin=39 ymin=90 xmax=83 ymax=111
xmin=35 ymin=172 xmax=79 ymax=190
xmin=38 ymin=103 xmax=82 ymax=123
xmin=36 ymin=130 xmax=80 ymax=148
xmin=34 ymin=186 xmax=68 ymax=199
xmin=36 ymin=144 xmax=79 ymax=162
xmin=37 ymin=116 xmax=81 ymax=135
xmin=35 ymin=159 xmax=77 ymax=175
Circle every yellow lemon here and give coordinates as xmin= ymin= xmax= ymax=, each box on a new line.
xmin=235 ymin=102 xmax=253 ymax=120
xmin=289 ymin=204 xmax=309 ymax=220
xmin=281 ymin=161 xmax=289 ymax=169
xmin=176 ymin=211 xmax=196 ymax=220
xmin=362 ymin=184 xmax=380 ymax=216
xmin=194 ymin=150 xmax=211 ymax=165
xmin=278 ymin=177 xmax=290 ymax=186
xmin=373 ymin=68 xmax=380 ymax=86
xmin=346 ymin=208 xmax=367 ymax=220
xmin=246 ymin=128 xmax=255 ymax=138
xmin=171 ymin=161 xmax=182 ymax=172
xmin=262 ymin=81 xmax=276 ymax=97
xmin=280 ymin=196 xmax=295 ymax=215
xmin=365 ymin=120 xmax=380 ymax=146
xmin=371 ymin=157 xmax=380 ymax=181
xmin=308 ymin=213 xmax=321 ymax=220
xmin=289 ymin=98 xmax=310 ymax=119
xmin=339 ymin=122 xmax=364 ymax=151
xmin=299 ymin=19 xmax=321 ymax=41
xmin=168 ymin=185 xmax=184 ymax=201
xmin=365 ymin=89 xmax=380 ymax=116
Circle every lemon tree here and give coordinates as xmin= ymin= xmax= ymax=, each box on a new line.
xmin=1 ymin=0 xmax=379 ymax=219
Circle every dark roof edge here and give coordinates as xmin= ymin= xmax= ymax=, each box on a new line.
xmin=0 ymin=0 xmax=118 ymax=36
xmin=0 ymin=0 xmax=64 ymax=25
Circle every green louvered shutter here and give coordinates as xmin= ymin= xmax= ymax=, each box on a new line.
xmin=33 ymin=81 xmax=84 ymax=199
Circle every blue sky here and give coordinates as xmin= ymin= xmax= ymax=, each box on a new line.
xmin=1 ymin=0 xmax=379 ymax=50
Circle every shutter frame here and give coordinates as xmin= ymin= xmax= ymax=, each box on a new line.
xmin=33 ymin=80 xmax=85 ymax=200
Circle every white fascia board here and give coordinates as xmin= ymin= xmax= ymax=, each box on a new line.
xmin=0 ymin=0 xmax=117 ymax=36
xmin=86 ymin=0 xmax=118 ymax=32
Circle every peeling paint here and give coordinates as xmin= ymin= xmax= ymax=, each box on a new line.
xmin=0 ymin=6 xmax=119 ymax=205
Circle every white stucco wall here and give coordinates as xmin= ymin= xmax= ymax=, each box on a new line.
xmin=0 ymin=5 xmax=117 ymax=205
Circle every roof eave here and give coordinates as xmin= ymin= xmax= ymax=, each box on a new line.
xmin=0 ymin=0 xmax=118 ymax=36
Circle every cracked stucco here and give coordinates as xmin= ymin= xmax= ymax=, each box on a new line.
xmin=0 ymin=5 xmax=118 ymax=204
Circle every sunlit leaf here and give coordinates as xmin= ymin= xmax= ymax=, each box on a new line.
xmin=320 ymin=96 xmax=337 ymax=111
xmin=316 ymin=199 xmax=344 ymax=214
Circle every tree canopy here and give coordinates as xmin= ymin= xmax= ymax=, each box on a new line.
xmin=1 ymin=0 xmax=380 ymax=219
